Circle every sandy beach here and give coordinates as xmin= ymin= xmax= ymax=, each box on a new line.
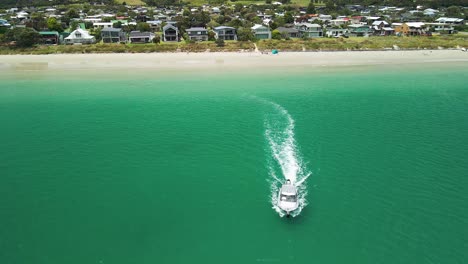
xmin=0 ymin=50 xmax=467 ymax=72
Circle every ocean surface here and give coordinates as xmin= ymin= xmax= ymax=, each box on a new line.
xmin=1 ymin=62 xmax=467 ymax=263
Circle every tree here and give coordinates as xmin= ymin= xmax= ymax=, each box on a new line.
xmin=446 ymin=6 xmax=463 ymax=18
xmin=2 ymin=27 xmax=40 ymax=47
xmin=208 ymin=30 xmax=216 ymax=41
xmin=234 ymin=3 xmax=243 ymax=13
xmin=284 ymin=12 xmax=294 ymax=24
xmin=47 ymin=17 xmax=64 ymax=32
xmin=237 ymin=27 xmax=254 ymax=41
xmin=90 ymin=28 xmax=102 ymax=42
xmin=215 ymin=38 xmax=225 ymax=47
xmin=153 ymin=35 xmax=160 ymax=43
xmin=306 ymin=2 xmax=316 ymax=14
xmin=30 ymin=13 xmax=47 ymax=31
xmin=272 ymin=29 xmax=282 ymax=40
xmin=137 ymin=22 xmax=150 ymax=32
xmin=70 ymin=21 xmax=79 ymax=30
xmin=325 ymin=0 xmax=336 ymax=13
xmin=113 ymin=21 xmax=122 ymax=28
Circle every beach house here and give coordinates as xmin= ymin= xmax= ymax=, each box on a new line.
xmin=347 ymin=24 xmax=371 ymax=37
xmin=101 ymin=28 xmax=127 ymax=43
xmin=251 ymin=24 xmax=271 ymax=39
xmin=393 ymin=22 xmax=426 ymax=36
xmin=325 ymin=28 xmax=349 ymax=38
xmin=39 ymin=31 xmax=60 ymax=45
xmin=64 ymin=28 xmax=96 ymax=44
xmin=276 ymin=27 xmax=300 ymax=39
xmin=186 ymin=27 xmax=209 ymax=41
xmin=213 ymin=26 xmax=237 ymax=41
xmin=295 ymin=23 xmax=323 ymax=38
xmin=372 ymin=21 xmax=394 ymax=36
xmin=162 ymin=24 xmax=179 ymax=42
xmin=129 ymin=31 xmax=155 ymax=43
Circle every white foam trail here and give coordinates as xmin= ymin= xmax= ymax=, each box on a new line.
xmin=257 ymin=97 xmax=311 ymax=217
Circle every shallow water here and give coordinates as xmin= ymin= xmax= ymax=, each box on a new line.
xmin=1 ymin=62 xmax=467 ymax=263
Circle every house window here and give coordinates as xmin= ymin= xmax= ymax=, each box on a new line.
xmin=76 ymin=33 xmax=82 ymax=38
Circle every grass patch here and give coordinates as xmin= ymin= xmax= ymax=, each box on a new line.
xmin=256 ymin=35 xmax=468 ymax=51
xmin=0 ymin=41 xmax=256 ymax=55
xmin=114 ymin=0 xmax=146 ymax=5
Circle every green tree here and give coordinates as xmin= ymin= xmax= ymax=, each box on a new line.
xmin=284 ymin=12 xmax=294 ymax=24
xmin=215 ymin=38 xmax=225 ymax=47
xmin=137 ymin=22 xmax=150 ymax=32
xmin=30 ymin=13 xmax=47 ymax=31
xmin=234 ymin=3 xmax=243 ymax=13
xmin=90 ymin=28 xmax=102 ymax=42
xmin=47 ymin=17 xmax=63 ymax=32
xmin=446 ymin=6 xmax=463 ymax=18
xmin=153 ymin=35 xmax=161 ymax=43
xmin=306 ymin=2 xmax=316 ymax=14
xmin=3 ymin=27 xmax=40 ymax=47
xmin=237 ymin=27 xmax=254 ymax=41
xmin=113 ymin=21 xmax=122 ymax=28
xmin=208 ymin=31 xmax=216 ymax=41
xmin=70 ymin=21 xmax=79 ymax=30
xmin=272 ymin=29 xmax=281 ymax=40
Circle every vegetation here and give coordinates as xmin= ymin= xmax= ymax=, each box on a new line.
xmin=0 ymin=35 xmax=465 ymax=55
xmin=256 ymin=35 xmax=468 ymax=51
xmin=0 ymin=41 xmax=256 ymax=55
xmin=0 ymin=27 xmax=40 ymax=47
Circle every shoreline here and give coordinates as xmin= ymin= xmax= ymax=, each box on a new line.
xmin=1 ymin=50 xmax=467 ymax=79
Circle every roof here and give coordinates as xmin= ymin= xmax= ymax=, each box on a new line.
xmin=296 ymin=23 xmax=321 ymax=27
xmin=163 ymin=24 xmax=177 ymax=31
xmin=101 ymin=27 xmax=123 ymax=32
xmin=214 ymin=26 xmax=235 ymax=30
xmin=372 ymin=20 xmax=389 ymax=26
xmin=129 ymin=31 xmax=153 ymax=37
xmin=39 ymin=31 xmax=59 ymax=36
xmin=435 ymin=17 xmax=464 ymax=23
xmin=406 ymin=22 xmax=425 ymax=27
xmin=65 ymin=28 xmax=94 ymax=40
xmin=186 ymin=27 xmax=207 ymax=32
xmin=251 ymin=24 xmax=267 ymax=30
xmin=277 ymin=27 xmax=299 ymax=33
xmin=348 ymin=24 xmax=368 ymax=28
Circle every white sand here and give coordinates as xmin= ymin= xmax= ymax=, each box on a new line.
xmin=1 ymin=50 xmax=467 ymax=73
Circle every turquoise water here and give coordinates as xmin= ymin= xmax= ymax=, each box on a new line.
xmin=1 ymin=63 xmax=467 ymax=263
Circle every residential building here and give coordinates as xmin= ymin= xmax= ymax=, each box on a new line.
xmin=276 ymin=27 xmax=300 ymax=38
xmin=39 ymin=31 xmax=59 ymax=44
xmin=372 ymin=21 xmax=394 ymax=36
xmin=64 ymin=28 xmax=95 ymax=44
xmin=129 ymin=31 xmax=155 ymax=43
xmin=347 ymin=24 xmax=371 ymax=37
xmin=162 ymin=24 xmax=179 ymax=42
xmin=295 ymin=23 xmax=323 ymax=38
xmin=426 ymin=23 xmax=455 ymax=34
xmin=213 ymin=26 xmax=237 ymax=41
xmin=251 ymin=24 xmax=271 ymax=39
xmin=393 ymin=22 xmax=426 ymax=36
xmin=186 ymin=27 xmax=209 ymax=41
xmin=435 ymin=17 xmax=464 ymax=25
xmin=325 ymin=28 xmax=349 ymax=38
xmin=101 ymin=27 xmax=127 ymax=43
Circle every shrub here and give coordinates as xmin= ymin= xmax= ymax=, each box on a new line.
xmin=215 ymin=38 xmax=225 ymax=47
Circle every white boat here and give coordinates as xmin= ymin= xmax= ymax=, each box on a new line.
xmin=277 ymin=179 xmax=298 ymax=216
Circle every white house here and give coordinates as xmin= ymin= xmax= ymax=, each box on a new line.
xmin=65 ymin=28 xmax=96 ymax=44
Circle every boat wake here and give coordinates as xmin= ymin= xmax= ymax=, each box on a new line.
xmin=260 ymin=98 xmax=311 ymax=217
